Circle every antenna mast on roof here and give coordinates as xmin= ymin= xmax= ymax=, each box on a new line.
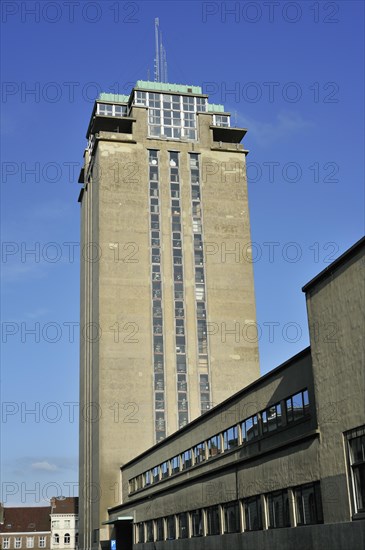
xmin=160 ymin=30 xmax=164 ymax=81
xmin=163 ymin=45 xmax=168 ymax=83
xmin=154 ymin=18 xmax=160 ymax=82
xmin=154 ymin=18 xmax=168 ymax=83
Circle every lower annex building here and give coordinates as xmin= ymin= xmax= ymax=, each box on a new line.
xmin=104 ymin=237 xmax=365 ymax=549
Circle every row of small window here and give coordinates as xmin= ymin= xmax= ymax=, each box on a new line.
xmin=135 ymin=482 xmax=323 ymax=544
xmin=189 ymin=154 xmax=211 ymax=414
xmin=169 ymin=152 xmax=190 ymax=430
xmin=1 ymin=538 xmax=47 ymax=549
xmin=200 ymin=373 xmax=211 ymax=415
xmin=149 ymin=166 xmax=165 ymax=358
xmin=168 ymin=159 xmax=184 ymax=276
xmin=149 ymin=150 xmax=165 ymax=362
xmin=134 ymin=91 xmax=207 ymax=113
xmin=179 ymin=371 xmax=189 ymax=426
xmin=189 ymin=161 xmax=204 ymax=269
xmin=129 ymin=389 xmax=310 ymax=493
xmin=96 ymin=96 xmax=225 ymax=135
xmin=96 ymin=102 xmax=127 ymax=117
xmin=149 ymin=150 xmax=166 ymax=443
xmin=51 ymin=520 xmax=72 ymax=528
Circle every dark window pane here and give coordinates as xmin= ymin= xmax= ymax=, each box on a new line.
xmin=155 ymin=518 xmax=164 ymax=541
xmin=223 ymin=426 xmax=238 ymax=450
xmin=171 ymin=456 xmax=180 ymax=474
xmin=354 ymin=463 xmax=365 ymax=512
xmin=208 ymin=435 xmax=221 ymax=457
xmin=242 ymin=415 xmax=259 ymax=442
xmin=178 ymin=513 xmax=188 ymax=539
xmin=268 ymin=491 xmax=290 ymax=529
xmin=161 ymin=461 xmax=169 ymax=479
xmin=295 ymin=483 xmax=323 ymax=525
xmin=245 ymin=496 xmax=262 ymax=531
xmin=167 ymin=516 xmax=176 ymax=540
xmin=262 ymin=403 xmax=282 ymax=433
xmin=182 ymin=449 xmax=192 ymax=469
xmin=138 ymin=523 xmax=144 ymax=543
xmin=146 ymin=520 xmax=153 ymax=542
xmin=194 ymin=442 xmax=206 ymax=464
xmin=224 ymin=501 xmax=240 ymax=533
xmin=206 ymin=506 xmax=220 ymax=535
xmin=191 ymin=510 xmax=203 ymax=537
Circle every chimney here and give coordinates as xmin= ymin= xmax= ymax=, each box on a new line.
xmin=50 ymin=497 xmax=56 ymax=512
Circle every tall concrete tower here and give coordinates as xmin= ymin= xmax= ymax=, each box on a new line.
xmin=78 ymin=81 xmax=259 ymax=549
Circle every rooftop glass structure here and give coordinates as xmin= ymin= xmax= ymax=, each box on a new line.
xmin=95 ymin=81 xmax=230 ymax=141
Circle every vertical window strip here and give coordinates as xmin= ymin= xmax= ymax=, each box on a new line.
xmin=149 ymin=149 xmax=166 ymax=443
xmin=189 ymin=153 xmax=211 ymax=414
xmin=169 ymin=151 xmax=190 ymax=429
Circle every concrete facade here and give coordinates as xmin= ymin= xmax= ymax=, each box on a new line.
xmin=105 ymin=237 xmax=365 ymax=549
xmin=303 ymin=238 xmax=365 ymax=525
xmin=78 ymin=83 xmax=260 ymax=549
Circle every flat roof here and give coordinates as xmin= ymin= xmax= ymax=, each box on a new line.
xmin=302 ymin=236 xmax=365 ymax=293
xmin=97 ymin=82 xmax=226 ymax=111
xmin=98 ymin=93 xmax=129 ymax=103
xmin=121 ymin=346 xmax=311 ymax=469
xmin=135 ymin=80 xmax=203 ymax=95
xmin=207 ymin=103 xmax=225 ymax=113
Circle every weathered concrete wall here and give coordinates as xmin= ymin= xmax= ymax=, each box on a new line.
xmin=114 ymin=439 xmax=320 ymax=524
xmin=121 ymin=349 xmax=314 ymax=505
xmin=305 ymin=243 xmax=365 ymax=523
xmin=79 ymin=97 xmax=260 ymax=545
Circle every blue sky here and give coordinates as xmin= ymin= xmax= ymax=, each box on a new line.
xmin=1 ymin=1 xmax=364 ymax=505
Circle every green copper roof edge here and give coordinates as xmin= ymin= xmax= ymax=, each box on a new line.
xmin=208 ymin=104 xmax=225 ymax=113
xmin=98 ymin=93 xmax=130 ymax=103
xmin=135 ymin=80 xmax=202 ymax=95
xmin=98 ymin=85 xmax=227 ymax=112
